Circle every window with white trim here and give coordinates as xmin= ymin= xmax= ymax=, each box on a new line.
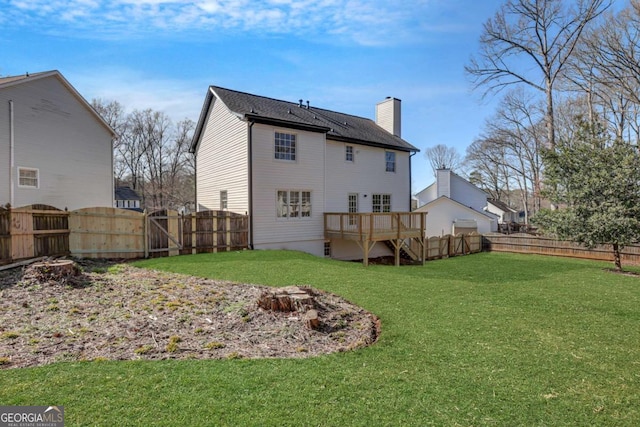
xmin=277 ymin=190 xmax=311 ymax=218
xmin=18 ymin=167 xmax=39 ymax=188
xmin=385 ymin=151 xmax=396 ymax=172
xmin=345 ymin=145 xmax=354 ymax=162
xmin=372 ymin=194 xmax=391 ymax=213
xmin=275 ymin=131 xmax=296 ymax=161
xmin=348 ymin=193 xmax=358 ymax=225
xmin=220 ymin=190 xmax=228 ymax=210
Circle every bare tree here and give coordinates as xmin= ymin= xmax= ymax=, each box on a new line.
xmin=91 ymin=99 xmax=195 ymax=211
xmin=584 ymin=1 xmax=640 ymax=105
xmin=466 ymin=0 xmax=611 ymax=151
xmin=465 ymin=89 xmax=547 ymax=221
xmin=563 ymin=1 xmax=640 ymax=144
xmin=424 ymin=144 xmax=462 ymax=176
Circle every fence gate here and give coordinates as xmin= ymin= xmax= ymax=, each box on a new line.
xmin=147 ymin=209 xmax=182 ymax=258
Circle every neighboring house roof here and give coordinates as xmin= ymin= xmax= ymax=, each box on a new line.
xmin=415 ymin=195 xmax=498 ymax=221
xmin=487 ymin=198 xmax=517 ymax=213
xmin=416 ymin=171 xmax=489 ymax=201
xmin=190 ymin=86 xmax=419 ymax=153
xmin=0 ymin=70 xmax=116 ymax=137
xmin=115 ymin=186 xmax=142 ymax=201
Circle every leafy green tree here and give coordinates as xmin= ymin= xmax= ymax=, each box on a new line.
xmin=533 ymin=120 xmax=640 ymax=270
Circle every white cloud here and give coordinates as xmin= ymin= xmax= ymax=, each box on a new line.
xmin=71 ymin=67 xmax=206 ymax=122
xmin=4 ymin=0 xmax=456 ymax=46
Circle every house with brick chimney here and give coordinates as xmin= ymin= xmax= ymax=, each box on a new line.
xmin=190 ymin=86 xmax=422 ymax=261
xmin=414 ymin=168 xmax=498 ymax=237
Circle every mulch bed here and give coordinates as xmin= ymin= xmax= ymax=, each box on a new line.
xmin=0 ymin=259 xmax=379 ymax=369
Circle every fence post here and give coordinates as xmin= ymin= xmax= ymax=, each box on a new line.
xmin=226 ymin=213 xmax=231 ymax=252
xmin=143 ymin=210 xmax=149 ymax=258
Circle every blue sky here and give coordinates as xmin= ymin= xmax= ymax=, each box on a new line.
xmin=1 ymin=0 xmax=505 ymax=192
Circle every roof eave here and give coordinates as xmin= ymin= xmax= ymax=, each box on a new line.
xmin=244 ymin=114 xmax=331 ymax=133
xmin=328 ymin=134 xmax=419 ymax=153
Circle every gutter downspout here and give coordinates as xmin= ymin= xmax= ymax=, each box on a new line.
xmin=9 ymin=100 xmax=15 ymax=207
xmin=409 ymin=151 xmax=416 ymax=211
xmin=193 ymin=154 xmax=197 ymax=213
xmin=248 ymin=120 xmax=255 ymax=249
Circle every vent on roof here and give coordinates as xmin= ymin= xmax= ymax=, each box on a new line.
xmin=299 ymin=99 xmax=303 ymax=107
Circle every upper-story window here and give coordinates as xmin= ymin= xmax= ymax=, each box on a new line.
xmin=275 ymin=131 xmax=296 ymax=161
xmin=385 ymin=151 xmax=396 ymax=172
xmin=18 ymin=167 xmax=39 ymax=188
xmin=345 ymin=145 xmax=354 ymax=162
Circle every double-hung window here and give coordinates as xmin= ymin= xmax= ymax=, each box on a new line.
xmin=18 ymin=167 xmax=39 ymax=188
xmin=385 ymin=151 xmax=396 ymax=172
xmin=275 ymin=132 xmax=296 ymax=161
xmin=345 ymin=145 xmax=354 ymax=162
xmin=277 ymin=190 xmax=311 ymax=218
xmin=220 ymin=190 xmax=228 ymax=210
xmin=372 ymin=194 xmax=391 ymax=213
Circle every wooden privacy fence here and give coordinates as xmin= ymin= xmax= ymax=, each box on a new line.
xmin=0 ymin=205 xmax=249 ymax=265
xmin=404 ymin=232 xmax=482 ymax=261
xmin=483 ymin=233 xmax=640 ymax=264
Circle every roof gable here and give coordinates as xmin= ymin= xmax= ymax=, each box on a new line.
xmin=0 ymin=70 xmax=116 ymax=137
xmin=416 ymin=195 xmax=497 ymax=221
xmin=115 ymin=186 xmax=141 ymax=201
xmin=487 ymin=198 xmax=517 ymax=213
xmin=191 ymin=85 xmax=419 ymax=153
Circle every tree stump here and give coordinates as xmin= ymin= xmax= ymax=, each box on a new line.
xmin=27 ymin=260 xmax=80 ymax=281
xmin=304 ymin=309 xmax=320 ymax=330
xmin=257 ymin=286 xmax=315 ymax=313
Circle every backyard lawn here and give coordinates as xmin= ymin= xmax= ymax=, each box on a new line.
xmin=1 ymin=251 xmax=639 ymax=426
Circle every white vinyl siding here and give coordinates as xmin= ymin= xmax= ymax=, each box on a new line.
xmin=0 ymin=74 xmax=113 ymax=210
xmin=194 ymin=93 xmax=248 ymax=213
xmin=251 ymin=124 xmax=325 ymax=250
xmin=324 ymin=140 xmax=411 ymax=213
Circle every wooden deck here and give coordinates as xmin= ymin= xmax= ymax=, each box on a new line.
xmin=324 ymin=212 xmax=427 ymax=266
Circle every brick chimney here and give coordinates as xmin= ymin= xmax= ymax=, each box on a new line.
xmin=375 ymin=97 xmax=401 ymax=137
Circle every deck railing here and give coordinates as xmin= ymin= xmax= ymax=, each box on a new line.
xmin=324 ymin=212 xmax=426 ymax=242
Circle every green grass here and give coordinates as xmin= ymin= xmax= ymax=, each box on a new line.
xmin=2 ymin=251 xmax=640 ymax=426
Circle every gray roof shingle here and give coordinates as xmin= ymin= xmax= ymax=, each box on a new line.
xmin=115 ymin=186 xmax=141 ymax=201
xmin=191 ymin=86 xmax=419 ymax=153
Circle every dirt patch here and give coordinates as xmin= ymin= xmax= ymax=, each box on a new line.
xmin=0 ymin=259 xmax=379 ymax=369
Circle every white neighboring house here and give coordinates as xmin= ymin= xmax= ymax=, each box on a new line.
xmin=114 ymin=186 xmax=143 ymax=212
xmin=190 ymin=86 xmax=419 ymax=259
xmin=0 ymin=70 xmax=115 ymax=210
xmin=414 ymin=169 xmax=498 ymax=236
xmin=486 ymin=198 xmax=519 ymax=224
